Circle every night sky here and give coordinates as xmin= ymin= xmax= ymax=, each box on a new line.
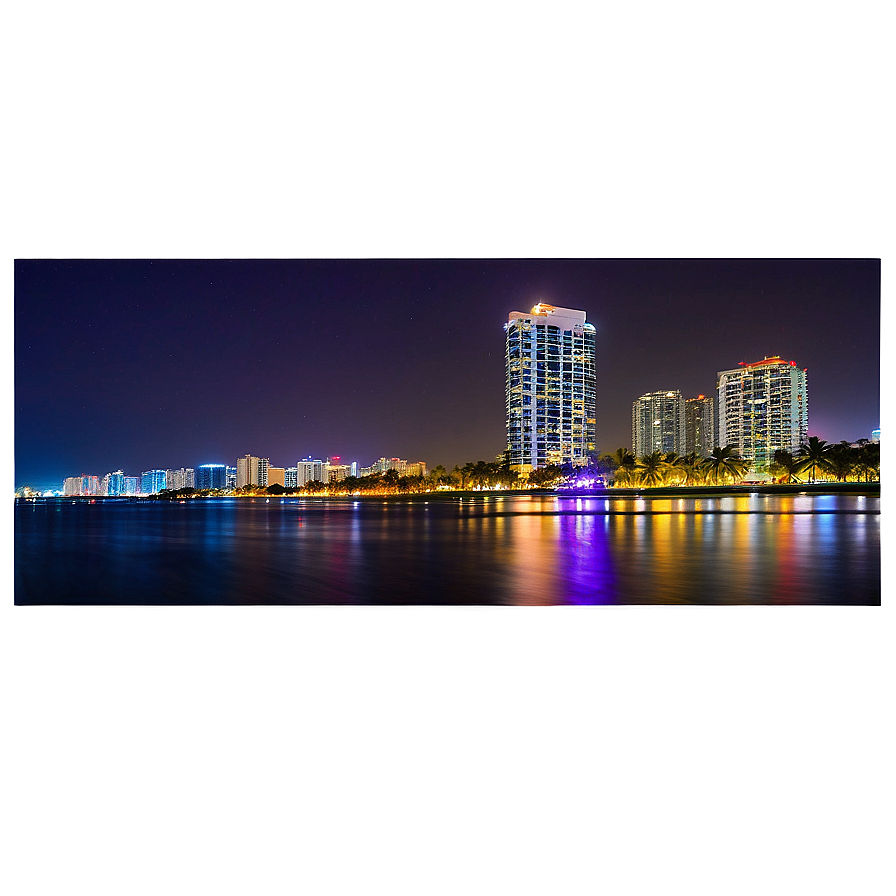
xmin=14 ymin=258 xmax=879 ymax=490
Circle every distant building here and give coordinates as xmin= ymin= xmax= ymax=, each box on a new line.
xmin=63 ymin=476 xmax=81 ymax=496
xmin=350 ymin=461 xmax=359 ymax=478
xmin=632 ymin=390 xmax=685 ymax=457
xmin=103 ymin=471 xmax=125 ymax=496
xmin=285 ymin=467 xmax=298 ymax=489
xmin=871 ymin=429 xmax=880 ymax=443
xmin=297 ymin=457 xmax=327 ymax=486
xmin=196 ymin=464 xmax=227 ymax=490
xmin=237 ymin=455 xmax=261 ymax=487
xmin=404 ymin=462 xmax=427 ymax=477
xmin=141 ymin=470 xmax=167 ymax=494
xmin=123 ymin=476 xmax=138 ymax=496
xmin=267 ymin=467 xmax=285 ymax=488
xmin=717 ymin=356 xmax=808 ymax=468
xmin=166 ymin=469 xmax=183 ymax=491
xmin=505 ymin=303 xmax=597 ymax=470
xmin=258 ymin=457 xmax=269 ymax=488
xmin=326 ymin=464 xmax=352 ymax=482
xmin=684 ymin=395 xmax=715 ymax=456
xmin=226 ymin=466 xmax=237 ymax=489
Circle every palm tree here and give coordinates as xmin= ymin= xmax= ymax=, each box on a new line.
xmin=635 ymin=452 xmax=667 ymax=488
xmin=681 ymin=452 xmax=708 ymax=486
xmin=704 ymin=446 xmax=748 ymax=485
xmin=770 ymin=449 xmax=803 ymax=484
xmin=827 ymin=442 xmax=856 ymax=482
xmin=663 ymin=452 xmax=687 ymax=486
xmin=611 ymin=448 xmax=637 ymax=486
xmin=797 ymin=436 xmax=833 ymax=483
xmin=856 ymin=442 xmax=880 ymax=482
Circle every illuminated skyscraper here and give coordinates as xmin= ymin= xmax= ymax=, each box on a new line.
xmin=684 ymin=395 xmax=715 ymax=456
xmin=717 ymin=356 xmax=808 ymax=468
xmin=236 ymin=454 xmax=260 ymax=487
xmin=141 ymin=470 xmax=167 ymax=494
xmin=504 ymin=303 xmax=596 ymax=470
xmin=103 ymin=470 xmax=125 ymax=496
xmin=632 ymin=390 xmax=685 ymax=457
xmin=297 ymin=457 xmax=327 ymax=486
xmin=196 ymin=464 xmax=227 ymax=490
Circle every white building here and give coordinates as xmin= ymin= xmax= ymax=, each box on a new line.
xmin=717 ymin=356 xmax=808 ymax=468
xmin=505 ymin=303 xmax=596 ymax=470
xmin=297 ymin=457 xmax=327 ymax=486
xmin=632 ymin=390 xmax=686 ymax=457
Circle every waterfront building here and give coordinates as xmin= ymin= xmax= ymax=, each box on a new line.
xmin=297 ymin=457 xmax=327 ymax=486
xmin=226 ymin=466 xmax=237 ymax=489
xmin=285 ymin=467 xmax=298 ymax=489
xmin=872 ymin=429 xmax=880 ymax=443
xmin=141 ymin=470 xmax=167 ymax=495
xmin=350 ymin=462 xmax=359 ymax=477
xmin=258 ymin=457 xmax=269 ymax=488
xmin=326 ymin=464 xmax=352 ymax=483
xmin=123 ymin=476 xmax=138 ymax=496
xmin=236 ymin=454 xmax=261 ymax=487
xmin=166 ymin=469 xmax=183 ymax=491
xmin=684 ymin=395 xmax=715 ymax=456
xmin=404 ymin=462 xmax=427 ymax=477
xmin=504 ymin=303 xmax=597 ymax=470
xmin=632 ymin=390 xmax=686 ymax=457
xmin=63 ymin=476 xmax=81 ymax=496
xmin=103 ymin=471 xmax=125 ymax=496
xmin=196 ymin=464 xmax=227 ymax=490
xmin=717 ymin=356 xmax=808 ymax=468
xmin=267 ymin=467 xmax=285 ymax=488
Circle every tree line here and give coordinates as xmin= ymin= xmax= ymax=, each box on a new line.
xmin=153 ymin=438 xmax=879 ymax=498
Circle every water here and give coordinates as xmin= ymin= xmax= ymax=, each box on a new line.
xmin=14 ymin=494 xmax=880 ymax=605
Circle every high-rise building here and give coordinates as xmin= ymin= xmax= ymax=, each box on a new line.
xmin=123 ymin=477 xmax=138 ymax=496
xmin=717 ymin=356 xmax=808 ymax=468
xmin=632 ymin=390 xmax=685 ymax=457
xmin=684 ymin=395 xmax=715 ymax=457
xmin=258 ymin=458 xmax=269 ymax=487
xmin=504 ymin=303 xmax=596 ymax=470
xmin=196 ymin=464 xmax=227 ymax=490
xmin=103 ymin=471 xmax=125 ymax=496
xmin=285 ymin=467 xmax=298 ymax=489
xmin=226 ymin=466 xmax=236 ymax=489
xmin=297 ymin=457 xmax=327 ymax=486
xmin=267 ymin=467 xmax=285 ymax=488
xmin=871 ymin=429 xmax=880 ymax=443
xmin=63 ymin=476 xmax=81 ymax=496
xmin=141 ymin=470 xmax=167 ymax=494
xmin=236 ymin=454 xmax=260 ymax=487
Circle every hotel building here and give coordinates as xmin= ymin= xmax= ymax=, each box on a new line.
xmin=632 ymin=390 xmax=686 ymax=457
xmin=504 ymin=303 xmax=596 ymax=470
xmin=717 ymin=356 xmax=808 ymax=468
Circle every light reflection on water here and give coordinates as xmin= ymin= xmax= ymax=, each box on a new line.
xmin=14 ymin=494 xmax=880 ymax=605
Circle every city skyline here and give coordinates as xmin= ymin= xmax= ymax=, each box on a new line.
xmin=14 ymin=259 xmax=880 ymax=490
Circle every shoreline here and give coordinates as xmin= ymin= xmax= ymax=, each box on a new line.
xmin=15 ymin=481 xmax=880 ymax=504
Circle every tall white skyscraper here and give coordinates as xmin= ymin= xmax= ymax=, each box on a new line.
xmin=504 ymin=303 xmax=596 ymax=470
xmin=717 ymin=356 xmax=808 ymax=467
xmin=632 ymin=390 xmax=686 ymax=457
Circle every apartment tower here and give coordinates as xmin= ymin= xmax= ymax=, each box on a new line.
xmin=505 ymin=303 xmax=596 ymax=470
xmin=717 ymin=356 xmax=808 ymax=468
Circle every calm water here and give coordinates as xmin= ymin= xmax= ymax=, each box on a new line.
xmin=14 ymin=494 xmax=880 ymax=605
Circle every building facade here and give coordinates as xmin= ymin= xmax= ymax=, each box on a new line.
xmin=236 ymin=455 xmax=261 ymax=487
xmin=297 ymin=457 xmax=327 ymax=486
xmin=196 ymin=464 xmax=227 ymax=490
xmin=103 ymin=470 xmax=125 ymax=496
xmin=717 ymin=356 xmax=808 ymax=468
xmin=141 ymin=470 xmax=167 ymax=494
xmin=632 ymin=390 xmax=686 ymax=457
xmin=505 ymin=303 xmax=597 ymax=470
xmin=684 ymin=395 xmax=715 ymax=456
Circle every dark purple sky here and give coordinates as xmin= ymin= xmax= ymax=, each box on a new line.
xmin=15 ymin=258 xmax=879 ymax=489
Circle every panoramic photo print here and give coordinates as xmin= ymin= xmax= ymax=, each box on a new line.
xmin=14 ymin=258 xmax=880 ymax=605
